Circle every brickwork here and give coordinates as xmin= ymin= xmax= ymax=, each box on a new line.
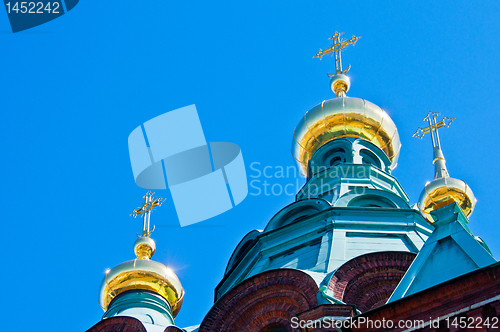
xmin=199 ymin=269 xmax=319 ymax=332
xmin=164 ymin=327 xmax=185 ymax=332
xmin=298 ymin=304 xmax=356 ymax=321
xmin=328 ymin=251 xmax=416 ymax=312
xmin=86 ymin=316 xmax=147 ymax=332
xmin=85 ymin=256 xmax=500 ymax=332
xmin=346 ymin=262 xmax=500 ymax=332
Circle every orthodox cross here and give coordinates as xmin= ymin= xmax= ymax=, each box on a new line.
xmin=313 ymin=31 xmax=362 ymax=77
xmin=130 ymin=191 xmax=166 ymax=237
xmin=412 ymin=111 xmax=455 ymax=148
xmin=413 ymin=111 xmax=455 ymax=179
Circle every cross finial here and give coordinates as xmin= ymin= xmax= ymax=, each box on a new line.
xmin=412 ymin=111 xmax=455 ymax=148
xmin=313 ymin=31 xmax=362 ymax=77
xmin=130 ymin=191 xmax=166 ymax=238
xmin=413 ymin=111 xmax=455 ymax=179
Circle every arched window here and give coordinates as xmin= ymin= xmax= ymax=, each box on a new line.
xmin=324 ymin=148 xmax=346 ymax=167
xmin=277 ymin=207 xmax=319 ymax=228
xmin=234 ymin=240 xmax=254 ymax=262
xmin=347 ymin=195 xmax=396 ymax=208
xmin=359 ymin=149 xmax=381 ymax=169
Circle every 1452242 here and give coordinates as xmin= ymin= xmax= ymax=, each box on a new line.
xmin=5 ymin=2 xmax=61 ymax=14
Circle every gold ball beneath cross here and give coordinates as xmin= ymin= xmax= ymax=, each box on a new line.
xmin=330 ymin=74 xmax=351 ymax=97
xmin=134 ymin=236 xmax=156 ymax=260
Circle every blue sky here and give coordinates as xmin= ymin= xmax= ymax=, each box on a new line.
xmin=2 ymin=1 xmax=500 ymax=331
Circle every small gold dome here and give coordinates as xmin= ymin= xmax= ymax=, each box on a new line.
xmin=292 ymin=97 xmax=401 ymax=176
xmin=99 ymin=237 xmax=184 ymax=317
xmin=418 ymin=177 xmax=476 ymax=222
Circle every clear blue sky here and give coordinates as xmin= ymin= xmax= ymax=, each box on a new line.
xmin=2 ymin=1 xmax=500 ymax=331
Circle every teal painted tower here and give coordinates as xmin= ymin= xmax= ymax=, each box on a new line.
xmin=86 ymin=31 xmax=500 ymax=332
xmin=214 ymin=36 xmax=435 ymax=313
xmin=216 ymin=97 xmax=433 ymax=312
xmin=199 ymin=34 xmax=497 ymax=331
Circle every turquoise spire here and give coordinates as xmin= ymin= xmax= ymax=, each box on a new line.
xmin=95 ymin=192 xmax=184 ymax=331
xmin=414 ymin=112 xmax=476 ymax=221
xmin=388 ymin=203 xmax=496 ymax=302
xmin=389 ymin=112 xmax=495 ymax=302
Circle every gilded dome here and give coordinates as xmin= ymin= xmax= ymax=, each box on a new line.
xmin=418 ymin=177 xmax=476 ymax=222
xmin=99 ymin=237 xmax=184 ymax=317
xmin=292 ymin=97 xmax=401 ymax=176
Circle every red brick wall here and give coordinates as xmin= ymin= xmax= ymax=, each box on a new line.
xmin=328 ymin=251 xmax=416 ymax=312
xmin=86 ymin=316 xmax=147 ymax=332
xmin=199 ymin=269 xmax=319 ymax=332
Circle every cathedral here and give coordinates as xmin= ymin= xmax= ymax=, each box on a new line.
xmin=85 ymin=32 xmax=500 ymax=332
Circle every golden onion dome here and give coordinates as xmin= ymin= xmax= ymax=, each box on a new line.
xmin=99 ymin=237 xmax=184 ymax=317
xmin=292 ymin=96 xmax=401 ymax=176
xmin=418 ymin=177 xmax=476 ymax=223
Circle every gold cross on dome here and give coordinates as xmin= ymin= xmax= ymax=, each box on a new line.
xmin=413 ymin=111 xmax=455 ymax=149
xmin=313 ymin=31 xmax=362 ymax=77
xmin=130 ymin=191 xmax=166 ymax=238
